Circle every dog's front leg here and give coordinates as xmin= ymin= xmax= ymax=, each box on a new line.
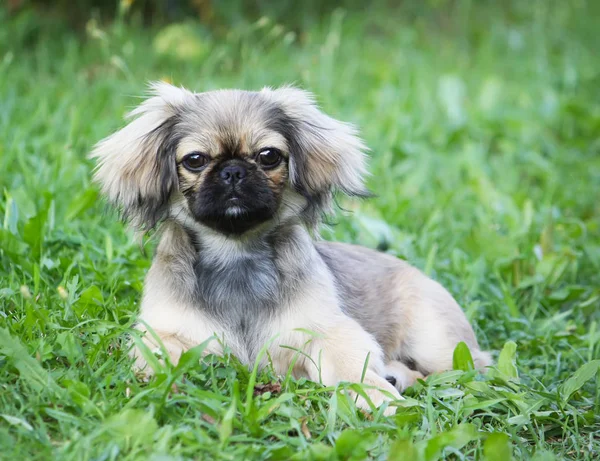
xmin=130 ymin=311 xmax=224 ymax=378
xmin=129 ymin=326 xmax=195 ymax=376
xmin=304 ymin=316 xmax=401 ymax=415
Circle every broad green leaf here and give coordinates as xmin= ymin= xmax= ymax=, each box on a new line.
xmin=44 ymin=408 xmax=81 ymax=425
xmin=257 ymin=393 xmax=295 ymax=422
xmin=423 ymin=423 xmax=480 ymax=461
xmin=497 ymin=341 xmax=519 ymax=380
xmin=77 ymin=285 xmax=104 ymax=307
xmin=453 ymin=341 xmax=475 ymax=371
xmin=484 ymin=433 xmax=512 ymax=461
xmin=55 ymin=331 xmax=80 ymax=364
xmin=3 ymin=194 xmax=19 ymax=234
xmin=245 ymin=334 xmax=281 ymax=417
xmin=326 ymin=388 xmax=338 ymax=434
xmin=220 ymin=380 xmax=238 ymax=445
xmin=425 ymin=370 xmax=464 ymax=386
xmin=335 ymin=429 xmax=376 ymax=459
xmin=463 ymin=398 xmax=507 ymax=411
xmin=62 ymin=379 xmax=97 ymax=414
xmin=66 ymin=188 xmax=98 ymax=220
xmin=436 ymin=388 xmax=465 ymax=399
xmin=103 ymin=408 xmax=158 ymax=443
xmin=560 ymin=360 xmax=600 ymax=403
xmin=0 ymin=228 xmax=28 ymax=257
xmin=291 ymin=443 xmax=332 ymax=461
xmin=0 ymin=327 xmax=62 ymax=396
xmin=507 ymin=414 xmax=530 ymax=426
xmin=438 ymin=74 xmax=466 ymax=126
xmin=394 ymin=408 xmax=421 ymax=426
xmin=172 ymin=337 xmax=215 ymax=378
xmin=268 ymin=446 xmax=295 ymax=461
xmin=23 ymin=209 xmax=48 ymax=260
xmin=389 ymin=439 xmax=420 ymax=461
xmin=1 ymin=414 xmax=33 ymax=431
xmin=531 ymin=450 xmax=558 ymax=461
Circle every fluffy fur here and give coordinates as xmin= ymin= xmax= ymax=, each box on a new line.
xmin=91 ymin=82 xmax=491 ymax=414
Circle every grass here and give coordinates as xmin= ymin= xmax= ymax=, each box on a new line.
xmin=1 ymin=1 xmax=599 ymax=459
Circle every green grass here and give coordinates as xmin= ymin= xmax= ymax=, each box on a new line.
xmin=1 ymin=1 xmax=600 ymax=459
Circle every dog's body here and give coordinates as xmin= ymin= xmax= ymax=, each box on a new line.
xmin=92 ymin=82 xmax=491 ymax=413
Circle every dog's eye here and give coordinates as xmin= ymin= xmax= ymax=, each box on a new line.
xmin=181 ymin=152 xmax=209 ymax=172
xmin=256 ymin=148 xmax=282 ymax=169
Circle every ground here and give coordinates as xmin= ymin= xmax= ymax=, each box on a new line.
xmin=0 ymin=1 xmax=599 ymax=460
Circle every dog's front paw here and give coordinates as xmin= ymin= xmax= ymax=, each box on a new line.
xmin=354 ymin=387 xmax=399 ymax=416
xmin=129 ymin=331 xmax=187 ymax=379
xmin=129 ymin=344 xmax=159 ymax=380
xmin=350 ymin=371 xmax=402 ymax=416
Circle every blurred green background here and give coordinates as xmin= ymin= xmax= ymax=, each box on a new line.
xmin=1 ymin=1 xmax=599 ymax=459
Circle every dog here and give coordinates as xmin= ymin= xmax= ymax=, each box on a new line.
xmin=91 ymin=82 xmax=491 ymax=413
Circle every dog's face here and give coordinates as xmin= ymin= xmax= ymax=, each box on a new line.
xmin=91 ymin=83 xmax=369 ymax=235
xmin=172 ymin=95 xmax=292 ymax=235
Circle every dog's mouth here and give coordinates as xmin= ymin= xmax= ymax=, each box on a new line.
xmin=198 ymin=209 xmax=273 ymax=235
xmin=192 ymin=196 xmax=275 ymax=235
xmin=186 ymin=180 xmax=280 ymax=236
xmin=223 ymin=196 xmax=247 ymax=218
xmin=224 ymin=201 xmax=245 ymax=217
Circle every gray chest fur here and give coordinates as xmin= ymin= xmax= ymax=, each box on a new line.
xmin=168 ymin=224 xmax=313 ymax=362
xmin=191 ymin=240 xmax=286 ymax=361
xmin=194 ymin=249 xmax=280 ymax=321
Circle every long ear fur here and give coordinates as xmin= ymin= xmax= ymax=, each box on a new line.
xmin=262 ymin=87 xmax=370 ymax=207
xmin=90 ymin=82 xmax=194 ymax=230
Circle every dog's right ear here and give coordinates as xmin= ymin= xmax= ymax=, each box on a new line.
xmin=90 ymin=82 xmax=194 ymax=230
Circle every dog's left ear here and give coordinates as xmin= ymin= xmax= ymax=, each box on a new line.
xmin=90 ymin=82 xmax=194 ymax=230
xmin=263 ymin=87 xmax=370 ymax=200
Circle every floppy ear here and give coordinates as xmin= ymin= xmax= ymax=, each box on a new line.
xmin=90 ymin=82 xmax=194 ymax=230
xmin=263 ymin=87 xmax=370 ymax=201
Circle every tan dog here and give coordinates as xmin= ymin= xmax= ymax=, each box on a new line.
xmin=91 ymin=82 xmax=491 ymax=413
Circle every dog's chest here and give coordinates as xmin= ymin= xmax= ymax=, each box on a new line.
xmin=193 ymin=249 xmax=282 ymax=358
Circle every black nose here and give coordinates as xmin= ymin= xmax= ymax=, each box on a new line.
xmin=220 ymin=165 xmax=247 ymax=185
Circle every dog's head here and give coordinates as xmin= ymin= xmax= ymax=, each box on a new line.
xmin=91 ymin=82 xmax=368 ymax=236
